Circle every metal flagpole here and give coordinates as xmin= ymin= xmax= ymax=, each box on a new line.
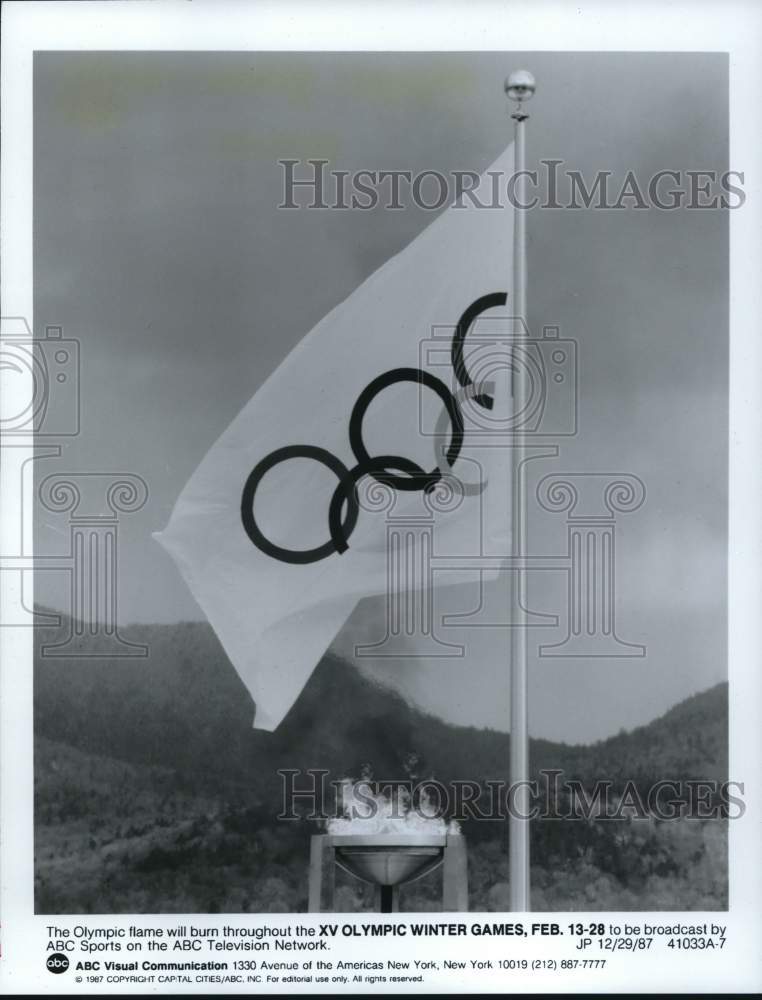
xmin=505 ymin=69 xmax=536 ymax=912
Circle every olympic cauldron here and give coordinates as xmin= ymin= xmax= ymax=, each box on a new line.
xmin=308 ymin=832 xmax=468 ymax=912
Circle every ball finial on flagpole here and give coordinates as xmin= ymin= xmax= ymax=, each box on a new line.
xmin=504 ymin=69 xmax=536 ymax=103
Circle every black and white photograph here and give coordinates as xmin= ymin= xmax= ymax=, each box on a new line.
xmin=2 ymin=1 xmax=761 ymax=995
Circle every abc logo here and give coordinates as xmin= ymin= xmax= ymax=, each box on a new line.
xmin=46 ymin=953 xmax=70 ymax=974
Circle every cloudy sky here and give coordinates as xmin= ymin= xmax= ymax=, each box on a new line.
xmin=34 ymin=51 xmax=728 ymax=742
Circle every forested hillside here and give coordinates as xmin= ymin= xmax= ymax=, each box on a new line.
xmin=34 ymin=613 xmax=729 ymax=912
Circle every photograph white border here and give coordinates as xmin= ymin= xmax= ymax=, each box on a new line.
xmin=1 ymin=1 xmax=760 ymax=993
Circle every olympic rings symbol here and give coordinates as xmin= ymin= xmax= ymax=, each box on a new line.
xmin=241 ymin=292 xmax=507 ymax=564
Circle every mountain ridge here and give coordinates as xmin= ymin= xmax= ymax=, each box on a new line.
xmin=33 ymin=611 xmax=729 ymax=914
xmin=34 ymin=611 xmax=727 ymax=796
